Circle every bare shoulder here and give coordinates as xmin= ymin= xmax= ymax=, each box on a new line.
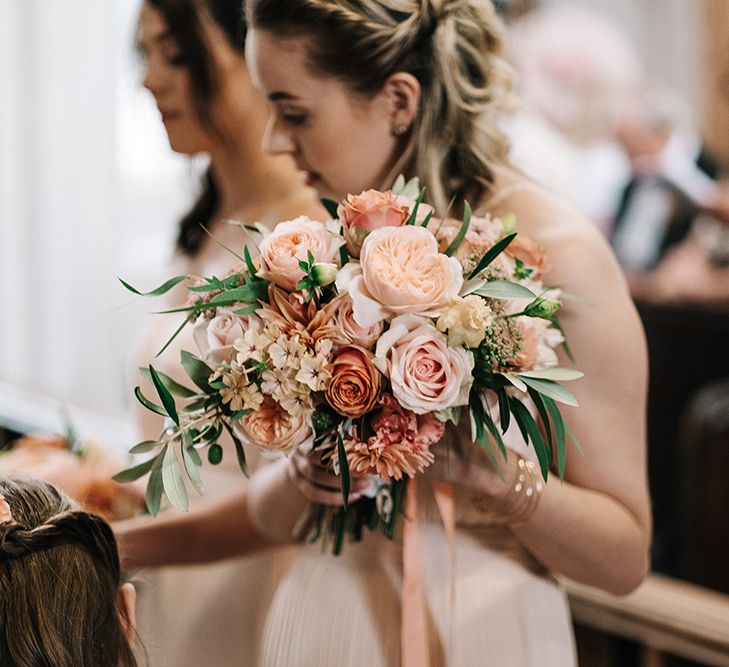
xmin=258 ymin=188 xmax=327 ymax=226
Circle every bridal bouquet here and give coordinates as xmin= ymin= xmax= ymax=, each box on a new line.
xmin=117 ymin=177 xmax=581 ymax=551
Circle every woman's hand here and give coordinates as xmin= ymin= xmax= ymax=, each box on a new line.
xmin=287 ymin=441 xmax=370 ymax=506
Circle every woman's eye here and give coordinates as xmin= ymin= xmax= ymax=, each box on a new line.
xmin=282 ymin=114 xmax=307 ymax=127
xmin=167 ymin=53 xmax=187 ymax=67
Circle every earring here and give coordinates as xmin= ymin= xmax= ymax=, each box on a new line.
xmin=392 ymin=123 xmax=409 ymax=137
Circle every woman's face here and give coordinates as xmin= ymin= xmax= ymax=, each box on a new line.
xmin=246 ymin=28 xmax=402 ymax=200
xmin=137 ymin=2 xmax=214 ymax=155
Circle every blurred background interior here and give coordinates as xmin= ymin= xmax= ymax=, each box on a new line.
xmin=1 ymin=1 xmax=729 ymax=665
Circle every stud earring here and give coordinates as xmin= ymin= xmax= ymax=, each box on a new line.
xmin=392 ymin=124 xmax=409 ymax=137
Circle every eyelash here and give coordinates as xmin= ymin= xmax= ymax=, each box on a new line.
xmin=167 ymin=53 xmax=187 ymax=67
xmin=282 ymin=113 xmax=307 ymax=127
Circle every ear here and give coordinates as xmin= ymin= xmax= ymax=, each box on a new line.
xmin=117 ymin=582 xmax=137 ymax=644
xmin=381 ymin=72 xmax=421 ymax=134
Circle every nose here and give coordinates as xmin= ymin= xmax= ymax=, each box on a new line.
xmin=142 ymin=58 xmax=165 ymax=98
xmin=262 ymin=115 xmax=296 ymax=156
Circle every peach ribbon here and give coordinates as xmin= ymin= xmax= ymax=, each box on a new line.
xmin=401 ymin=480 xmax=457 ymax=667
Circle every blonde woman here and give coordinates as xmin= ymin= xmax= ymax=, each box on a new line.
xmin=238 ymin=1 xmax=652 ymax=664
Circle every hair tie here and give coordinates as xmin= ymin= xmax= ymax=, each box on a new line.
xmin=0 ymin=494 xmax=13 ymax=524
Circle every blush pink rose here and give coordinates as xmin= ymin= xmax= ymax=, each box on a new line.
xmin=374 ymin=314 xmax=474 ymax=414
xmin=508 ymin=316 xmax=564 ymax=371
xmin=257 ymin=216 xmax=341 ymax=291
xmin=193 ymin=310 xmax=262 ymax=364
xmin=336 ymin=226 xmax=463 ymax=328
xmin=330 ymin=294 xmax=383 ymax=349
xmin=338 ymin=189 xmax=410 ymax=256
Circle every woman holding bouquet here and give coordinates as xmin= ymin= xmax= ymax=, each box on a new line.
xmin=125 ymin=1 xmax=323 ymax=665
xmin=234 ymin=0 xmax=652 ymax=664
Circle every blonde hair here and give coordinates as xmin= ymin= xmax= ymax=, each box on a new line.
xmin=247 ymin=0 xmax=514 ymax=213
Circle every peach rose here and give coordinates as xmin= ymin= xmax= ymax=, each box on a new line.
xmin=374 ymin=314 xmax=474 ymax=414
xmin=257 ymin=216 xmax=341 ymax=291
xmin=336 ymin=226 xmax=463 ymax=328
xmin=338 ymin=189 xmax=410 ymax=256
xmin=232 ymin=396 xmax=313 ymax=456
xmin=505 ymin=235 xmax=550 ymax=279
xmin=193 ymin=310 xmax=262 ymax=364
xmin=325 ymin=346 xmax=381 ymax=418
xmin=330 ymin=294 xmax=384 ymax=349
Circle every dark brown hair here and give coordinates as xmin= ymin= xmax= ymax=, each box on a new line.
xmin=0 ymin=477 xmax=139 ymax=667
xmin=144 ymin=0 xmax=246 ymax=256
xmin=246 ymin=0 xmax=514 ymax=214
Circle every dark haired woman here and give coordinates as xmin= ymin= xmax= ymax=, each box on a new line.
xmin=126 ymin=2 xmax=323 ymax=665
xmin=0 ymin=477 xmax=139 ymax=667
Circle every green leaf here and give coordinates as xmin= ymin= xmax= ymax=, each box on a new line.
xmin=468 ymin=232 xmax=517 ymax=279
xmin=473 ymin=281 xmax=536 ymax=300
xmin=207 ymin=283 xmax=269 ymax=307
xmin=208 ymin=443 xmax=223 ymax=465
xmin=149 ymin=365 xmax=179 ymax=425
xmin=337 ymin=432 xmax=351 ymax=510
xmin=542 ymin=396 xmax=567 ymax=480
xmin=180 ymin=351 xmax=214 ymax=393
xmin=232 ymin=304 xmax=261 ymax=316
xmin=527 ymin=387 xmax=553 ymax=457
xmin=321 ymin=198 xmax=339 ymax=219
xmin=119 ymin=275 xmax=189 ymax=297
xmin=419 ymin=210 xmax=434 ymax=228
xmin=139 ymin=367 xmax=196 ymax=398
xmin=339 ymin=244 xmax=350 ymax=267
xmin=565 ymin=422 xmax=584 ymax=456
xmin=134 ymin=386 xmax=168 ymax=418
xmin=201 ymin=421 xmax=224 ymax=443
xmin=222 ymin=421 xmax=250 ymax=477
xmin=187 ymin=444 xmax=203 ymax=466
xmin=496 ymin=388 xmax=511 ymax=435
xmin=229 ymin=409 xmax=252 ymax=423
xmin=155 ymin=314 xmax=194 ymax=358
xmin=482 ymin=408 xmax=507 ymax=459
xmin=145 ymin=449 xmax=166 ymax=517
xmin=112 ymin=455 xmax=157 ymax=482
xmin=519 ymin=376 xmax=579 ymax=408
xmin=181 ymin=438 xmax=204 ymax=495
xmin=243 ymin=245 xmax=258 ymax=276
xmin=517 ymin=368 xmax=584 ymax=382
xmin=444 ymin=201 xmax=472 ymax=256
xmin=405 ymin=189 xmax=425 ymax=226
xmin=509 ymin=397 xmax=550 ymax=480
xmin=129 ymin=440 xmax=162 ymax=455
xmin=162 ymin=443 xmax=189 ymax=511
xmin=468 ymin=389 xmax=499 ymax=471
xmin=500 ymin=372 xmax=528 ymax=393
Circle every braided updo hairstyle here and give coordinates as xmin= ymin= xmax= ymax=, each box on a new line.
xmin=246 ymin=0 xmax=514 ymax=213
xmin=0 ymin=478 xmax=139 ymax=667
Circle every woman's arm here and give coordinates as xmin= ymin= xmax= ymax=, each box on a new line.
xmin=115 ymin=459 xmax=310 ymax=569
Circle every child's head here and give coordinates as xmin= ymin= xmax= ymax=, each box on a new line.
xmin=0 ymin=477 xmax=138 ymax=667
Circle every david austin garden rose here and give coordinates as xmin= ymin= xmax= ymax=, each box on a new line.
xmin=338 ymin=189 xmax=410 ymax=256
xmin=193 ymin=310 xmax=262 ymax=364
xmin=232 ymin=396 xmax=313 ymax=456
xmin=257 ymin=216 xmax=341 ymax=291
xmin=374 ymin=314 xmax=474 ymax=414
xmin=335 ymin=226 xmax=463 ymax=328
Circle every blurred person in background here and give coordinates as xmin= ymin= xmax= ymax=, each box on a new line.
xmin=125 ymin=1 xmax=323 ymax=665
xmin=611 ymin=83 xmax=729 ymax=304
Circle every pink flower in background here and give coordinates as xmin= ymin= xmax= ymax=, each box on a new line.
xmin=336 ymin=226 xmax=463 ymax=327
xmin=345 ymin=395 xmax=443 ymax=480
xmin=193 ymin=310 xmax=262 ymax=364
xmin=257 ymin=216 xmax=341 ymax=291
xmin=375 ymin=314 xmax=474 ymax=414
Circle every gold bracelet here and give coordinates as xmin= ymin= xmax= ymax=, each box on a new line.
xmin=470 ymin=456 xmax=544 ymax=526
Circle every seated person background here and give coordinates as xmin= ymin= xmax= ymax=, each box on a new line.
xmin=0 ymin=477 xmax=139 ymax=667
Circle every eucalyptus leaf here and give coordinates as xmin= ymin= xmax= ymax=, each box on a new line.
xmin=444 ymin=201 xmax=472 ymax=256
xmin=180 ymin=351 xmax=214 ymax=393
xmin=473 ymin=281 xmax=536 ymax=300
xmin=162 ymin=444 xmax=189 ymax=511
xmin=145 ymin=450 xmax=166 ymax=517
xmin=468 ymin=232 xmax=517 ymax=279
xmin=134 ymin=386 xmax=168 ymax=418
xmin=119 ymin=275 xmax=189 ymax=297
xmin=139 ymin=367 xmax=196 ymax=397
xmin=519 ymin=376 xmax=579 ymax=407
xmin=517 ymin=368 xmax=584 ymax=382
xmin=129 ymin=440 xmax=162 ymax=456
xmin=112 ymin=455 xmax=157 ymax=482
xmin=149 ymin=365 xmax=179 ymax=425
